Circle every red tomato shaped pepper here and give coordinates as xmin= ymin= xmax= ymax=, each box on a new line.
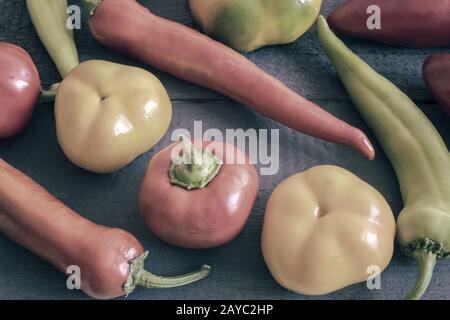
xmin=139 ymin=136 xmax=259 ymax=249
xmin=0 ymin=42 xmax=40 ymax=139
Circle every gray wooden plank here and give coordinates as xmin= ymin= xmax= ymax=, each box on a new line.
xmin=0 ymin=0 xmax=449 ymax=300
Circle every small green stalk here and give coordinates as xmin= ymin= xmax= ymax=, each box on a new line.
xmin=39 ymin=83 xmax=60 ymax=104
xmin=81 ymin=0 xmax=102 ymax=15
xmin=124 ymin=251 xmax=211 ymax=296
xmin=404 ymin=238 xmax=446 ymax=300
xmin=405 ymin=250 xmax=437 ymax=300
xmin=169 ymin=135 xmax=222 ymax=190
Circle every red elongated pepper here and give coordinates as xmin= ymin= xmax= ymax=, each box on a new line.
xmin=328 ymin=0 xmax=450 ymax=48
xmin=82 ymin=0 xmax=374 ymax=160
xmin=0 ymin=160 xmax=210 ymax=299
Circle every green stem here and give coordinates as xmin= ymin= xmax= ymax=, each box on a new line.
xmin=405 ymin=250 xmax=437 ymax=300
xmin=169 ymin=135 xmax=222 ymax=190
xmin=81 ymin=0 xmax=102 ymax=14
xmin=39 ymin=83 xmax=60 ymax=104
xmin=124 ymin=251 xmax=211 ymax=296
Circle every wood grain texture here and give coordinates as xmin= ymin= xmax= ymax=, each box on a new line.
xmin=0 ymin=0 xmax=449 ymax=300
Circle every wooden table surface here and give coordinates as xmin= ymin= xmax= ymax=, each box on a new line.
xmin=0 ymin=0 xmax=449 ymax=300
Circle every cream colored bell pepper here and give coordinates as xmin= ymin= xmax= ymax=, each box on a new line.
xmin=262 ymin=165 xmax=395 ymax=295
xmin=55 ymin=60 xmax=172 ymax=173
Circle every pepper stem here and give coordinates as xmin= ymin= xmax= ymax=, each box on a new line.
xmin=405 ymin=250 xmax=437 ymax=300
xmin=81 ymin=0 xmax=102 ymax=14
xmin=169 ymin=135 xmax=222 ymax=190
xmin=39 ymin=83 xmax=60 ymax=104
xmin=124 ymin=251 xmax=211 ymax=296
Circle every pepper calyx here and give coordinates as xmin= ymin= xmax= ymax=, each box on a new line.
xmin=124 ymin=250 xmax=148 ymax=296
xmin=404 ymin=238 xmax=448 ymax=259
xmin=169 ymin=135 xmax=222 ymax=190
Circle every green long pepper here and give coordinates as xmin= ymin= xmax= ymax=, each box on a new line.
xmin=317 ymin=16 xmax=450 ymax=300
xmin=27 ymin=0 xmax=79 ymax=78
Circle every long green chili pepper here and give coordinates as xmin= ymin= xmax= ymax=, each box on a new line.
xmin=27 ymin=0 xmax=79 ymax=78
xmin=317 ymin=16 xmax=450 ymax=300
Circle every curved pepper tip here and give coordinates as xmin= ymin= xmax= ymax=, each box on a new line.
xmin=317 ymin=15 xmax=327 ymax=25
xmin=317 ymin=15 xmax=332 ymax=39
xmin=361 ymin=135 xmax=375 ymax=160
xmin=347 ymin=129 xmax=375 ymax=160
xmin=317 ymin=15 xmax=375 ymax=161
xmin=320 ymin=13 xmax=339 ymax=33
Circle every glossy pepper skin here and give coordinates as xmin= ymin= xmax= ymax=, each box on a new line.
xmin=423 ymin=54 xmax=450 ymax=117
xmin=0 ymin=42 xmax=40 ymax=139
xmin=328 ymin=0 xmax=450 ymax=48
xmin=262 ymin=166 xmax=395 ymax=295
xmin=55 ymin=60 xmax=172 ymax=173
xmin=27 ymin=0 xmax=79 ymax=77
xmin=318 ymin=16 xmax=450 ymax=300
xmin=81 ymin=0 xmax=375 ymax=160
xmin=189 ymin=0 xmax=322 ymax=52
xmin=139 ymin=137 xmax=259 ymax=249
xmin=0 ymin=160 xmax=210 ymax=300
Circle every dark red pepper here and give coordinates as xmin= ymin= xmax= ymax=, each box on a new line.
xmin=328 ymin=0 xmax=450 ymax=48
xmin=0 ymin=42 xmax=40 ymax=139
xmin=423 ymin=54 xmax=450 ymax=117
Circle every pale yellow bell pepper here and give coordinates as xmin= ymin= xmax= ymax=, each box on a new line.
xmin=55 ymin=60 xmax=172 ymax=173
xmin=262 ymin=165 xmax=395 ymax=295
